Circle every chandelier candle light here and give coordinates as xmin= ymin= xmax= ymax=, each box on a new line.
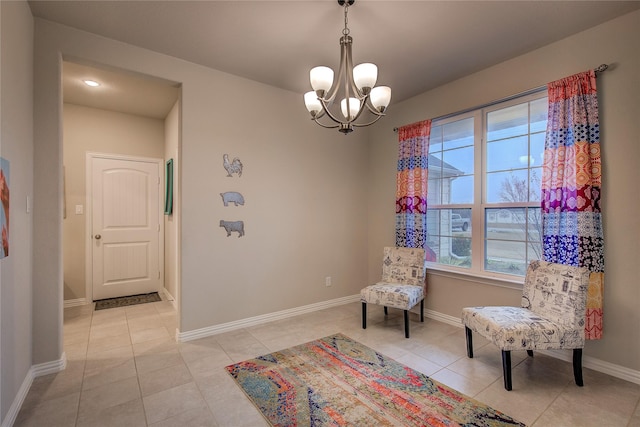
xmin=304 ymin=0 xmax=391 ymax=134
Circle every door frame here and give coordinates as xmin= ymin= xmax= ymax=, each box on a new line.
xmin=85 ymin=152 xmax=165 ymax=302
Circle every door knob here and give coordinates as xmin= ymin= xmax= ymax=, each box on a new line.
xmin=95 ymin=234 xmax=101 ymax=240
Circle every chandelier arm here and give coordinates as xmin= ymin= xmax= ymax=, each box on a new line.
xmin=344 ymin=39 xmax=353 ymax=100
xmin=318 ymin=97 xmax=349 ymax=125
xmin=351 ymin=113 xmax=386 ymax=128
xmin=341 ymin=35 xmax=368 ymax=125
xmin=344 ymin=36 xmax=365 ymax=99
xmin=322 ymin=36 xmax=348 ymax=104
xmin=347 ymin=95 xmax=370 ymax=124
xmin=312 ymin=108 xmax=327 ymax=120
xmin=312 ymin=117 xmax=341 ymax=129
xmin=363 ymin=100 xmax=385 ymax=116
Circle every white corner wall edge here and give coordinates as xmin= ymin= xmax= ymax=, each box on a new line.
xmin=162 ymin=288 xmax=178 ymax=311
xmin=176 ymin=294 xmax=361 ymax=342
xmin=1 ymin=353 xmax=67 ymax=427
xmin=424 ymin=308 xmax=640 ymax=386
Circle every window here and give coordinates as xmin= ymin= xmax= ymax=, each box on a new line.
xmin=426 ymin=92 xmax=546 ymax=278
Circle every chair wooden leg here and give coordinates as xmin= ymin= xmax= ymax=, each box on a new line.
xmin=420 ymin=299 xmax=424 ymax=322
xmin=404 ymin=310 xmax=409 ymax=338
xmin=502 ymin=350 xmax=512 ymax=391
xmin=384 ymin=306 xmax=388 ymax=316
xmin=465 ymin=327 xmax=474 ymax=358
xmin=361 ymin=302 xmax=367 ymax=329
xmin=527 ymin=350 xmax=534 ymax=357
xmin=573 ymin=348 xmax=584 ymax=387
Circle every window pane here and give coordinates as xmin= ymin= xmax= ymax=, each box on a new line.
xmin=486 ymin=169 xmax=528 ymax=203
xmin=486 ymin=135 xmax=529 ymax=172
xmin=486 ymin=208 xmax=527 ymax=241
xmin=530 ymin=132 xmax=545 ymax=167
xmin=427 ymin=178 xmax=443 ymax=205
xmin=487 ymin=103 xmax=528 ymax=141
xmin=485 ymin=240 xmax=527 ymax=276
xmin=434 ymin=237 xmax=471 ymax=267
xmin=529 ymin=168 xmax=542 ymax=202
xmin=451 ymin=209 xmax=472 ymax=233
xmin=426 ymin=209 xmax=442 ymax=234
xmin=485 ymin=206 xmax=542 ymax=275
xmin=426 ymin=209 xmax=471 ymax=268
xmin=527 ymin=207 xmax=542 ymax=244
xmin=428 ymin=151 xmax=445 ymax=180
xmin=530 ymin=97 xmax=547 ymax=133
xmin=443 ymin=146 xmax=474 ymax=174
xmin=450 ymin=176 xmax=473 ymax=204
xmin=430 ymin=124 xmax=443 ymax=152
xmin=527 ymin=242 xmax=542 ymax=265
xmin=443 ymin=117 xmax=474 ymax=150
xmin=426 ymin=209 xmax=472 ymax=237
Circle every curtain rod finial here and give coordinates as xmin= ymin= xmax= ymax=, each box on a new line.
xmin=595 ymin=64 xmax=609 ymax=74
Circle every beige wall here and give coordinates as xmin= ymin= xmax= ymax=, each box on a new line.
xmin=368 ymin=10 xmax=640 ymax=372
xmin=34 ymin=17 xmax=369 ymax=363
xmin=62 ymin=103 xmax=165 ymax=301
xmin=164 ymin=100 xmax=180 ymax=306
xmin=0 ymin=0 xmax=33 ymax=421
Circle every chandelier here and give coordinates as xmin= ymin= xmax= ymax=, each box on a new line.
xmin=303 ymin=0 xmax=391 ymax=134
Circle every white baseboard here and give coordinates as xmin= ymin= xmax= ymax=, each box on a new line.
xmin=32 ymin=352 xmax=67 ymax=377
xmin=424 ymin=308 xmax=463 ymax=328
xmin=1 ymin=353 xmax=67 ymax=427
xmin=177 ymin=294 xmax=360 ymax=342
xmin=63 ymin=298 xmax=88 ymax=308
xmin=1 ymin=370 xmax=33 ymax=427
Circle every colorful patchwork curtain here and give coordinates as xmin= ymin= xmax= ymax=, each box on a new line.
xmin=396 ymin=120 xmax=431 ymax=249
xmin=541 ymin=70 xmax=604 ymax=339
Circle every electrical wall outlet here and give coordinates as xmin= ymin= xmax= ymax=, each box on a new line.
xmin=325 ymin=276 xmax=332 ymax=287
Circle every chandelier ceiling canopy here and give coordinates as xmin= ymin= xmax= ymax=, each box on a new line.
xmin=303 ymin=0 xmax=391 ymax=134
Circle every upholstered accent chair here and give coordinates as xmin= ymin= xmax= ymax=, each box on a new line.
xmin=462 ymin=260 xmax=590 ymax=391
xmin=361 ymin=247 xmax=426 ymax=338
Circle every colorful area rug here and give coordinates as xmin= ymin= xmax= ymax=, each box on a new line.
xmin=94 ymin=292 xmax=161 ymax=310
xmin=226 ymin=333 xmax=525 ymax=426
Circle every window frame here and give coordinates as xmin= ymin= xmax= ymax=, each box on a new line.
xmin=425 ymin=90 xmax=547 ymax=284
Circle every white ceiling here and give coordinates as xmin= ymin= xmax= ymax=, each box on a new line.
xmin=30 ymin=1 xmax=640 ymax=119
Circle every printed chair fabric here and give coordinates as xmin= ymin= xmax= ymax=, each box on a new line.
xmin=462 ymin=260 xmax=590 ymax=351
xmin=360 ymin=247 xmax=425 ymax=310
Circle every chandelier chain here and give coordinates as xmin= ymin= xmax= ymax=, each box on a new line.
xmin=342 ymin=3 xmax=350 ymax=37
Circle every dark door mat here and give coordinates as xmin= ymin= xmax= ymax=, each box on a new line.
xmin=94 ymin=292 xmax=161 ymax=311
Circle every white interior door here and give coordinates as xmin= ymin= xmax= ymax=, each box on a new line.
xmin=90 ymin=155 xmax=162 ymax=300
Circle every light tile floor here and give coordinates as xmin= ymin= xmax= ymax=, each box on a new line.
xmin=15 ymin=300 xmax=640 ymax=426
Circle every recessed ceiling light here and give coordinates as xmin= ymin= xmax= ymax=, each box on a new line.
xmin=83 ymin=80 xmax=100 ymax=87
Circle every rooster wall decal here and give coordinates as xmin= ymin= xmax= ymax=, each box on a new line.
xmin=223 ymin=154 xmax=243 ymax=177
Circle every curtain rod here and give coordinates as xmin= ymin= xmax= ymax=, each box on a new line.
xmin=393 ymin=63 xmax=609 ymax=132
